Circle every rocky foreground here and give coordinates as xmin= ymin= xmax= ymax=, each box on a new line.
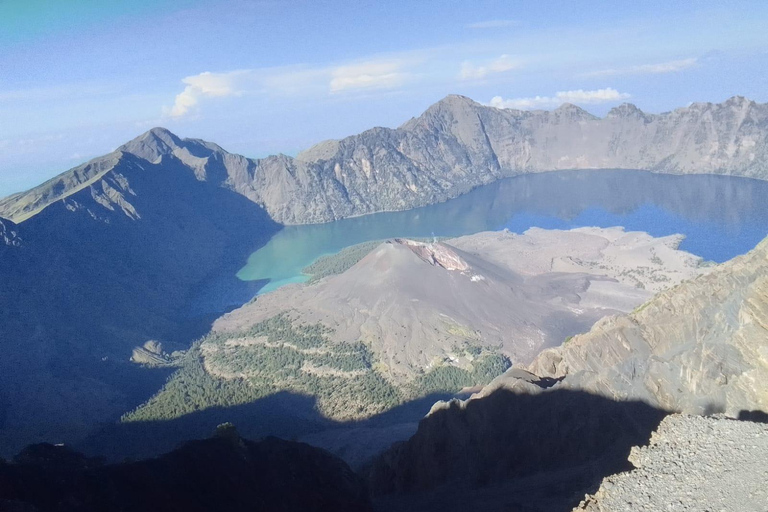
xmin=575 ymin=414 xmax=768 ymax=512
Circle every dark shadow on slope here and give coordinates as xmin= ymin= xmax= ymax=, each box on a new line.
xmin=78 ymin=390 xmax=455 ymax=463
xmin=0 ymin=434 xmax=373 ymax=512
xmin=367 ymin=388 xmax=669 ymax=512
xmin=0 ymin=154 xmax=283 ymax=456
xmin=348 ymin=393 xmax=456 ymax=428
xmin=81 ymin=391 xmax=329 ymax=462
xmin=0 ymin=391 xmax=7 ymax=430
xmin=738 ymin=409 xmax=768 ymax=423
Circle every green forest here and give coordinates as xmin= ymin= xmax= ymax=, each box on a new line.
xmin=122 ymin=313 xmax=509 ymax=424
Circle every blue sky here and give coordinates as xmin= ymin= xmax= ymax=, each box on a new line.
xmin=2 ymin=0 xmax=768 ymax=196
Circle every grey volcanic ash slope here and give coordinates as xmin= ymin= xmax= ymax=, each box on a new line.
xmin=3 ymin=96 xmax=768 ymax=225
xmin=213 ymin=228 xmax=702 ymax=383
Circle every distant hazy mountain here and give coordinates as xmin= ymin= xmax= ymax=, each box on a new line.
xmin=2 ymin=95 xmax=768 ymax=225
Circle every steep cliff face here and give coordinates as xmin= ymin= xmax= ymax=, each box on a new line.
xmin=524 ymin=236 xmax=768 ymax=416
xmin=3 ymin=96 xmax=768 ymax=225
xmin=271 ymin=95 xmax=768 ymax=224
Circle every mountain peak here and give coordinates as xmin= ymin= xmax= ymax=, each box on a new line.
xmin=555 ymin=103 xmax=585 ymax=112
xmin=724 ymin=95 xmax=754 ymax=108
xmin=553 ymin=103 xmax=597 ymax=120
xmin=607 ymin=103 xmax=648 ymax=119
xmin=120 ymin=127 xmax=183 ymax=162
xmin=425 ymin=94 xmax=483 ymax=113
xmin=400 ymin=94 xmax=482 ymax=130
xmin=440 ymin=94 xmax=478 ymax=105
xmin=147 ymin=126 xmax=179 ymax=139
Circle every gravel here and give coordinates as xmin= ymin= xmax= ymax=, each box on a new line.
xmin=575 ymin=414 xmax=768 ymax=511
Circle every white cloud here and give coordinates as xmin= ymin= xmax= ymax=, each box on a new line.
xmin=460 ymin=54 xmax=520 ymax=80
xmin=260 ymin=66 xmax=330 ymax=95
xmin=489 ymin=88 xmax=630 ymax=109
xmin=467 ymin=19 xmax=517 ymax=29
xmin=167 ymin=70 xmax=248 ymax=117
xmin=585 ymin=58 xmax=697 ymax=77
xmin=165 ymin=58 xmax=418 ymax=116
xmin=329 ymin=59 xmax=410 ymax=93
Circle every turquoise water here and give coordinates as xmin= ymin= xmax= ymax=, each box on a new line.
xmin=238 ymin=169 xmax=768 ymax=294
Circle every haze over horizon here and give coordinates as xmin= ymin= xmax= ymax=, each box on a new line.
xmin=2 ymin=0 xmax=768 ymax=196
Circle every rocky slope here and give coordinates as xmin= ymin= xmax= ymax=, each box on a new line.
xmin=0 ymin=427 xmax=372 ymax=512
xmin=519 ymin=234 xmax=768 ymax=416
xmin=290 ymin=95 xmax=768 ymax=224
xmin=367 ymin=234 xmax=768 ymax=510
xmin=1 ymin=93 xmax=765 ymax=462
xmin=3 ymin=96 xmax=768 ymax=225
xmin=574 ymin=414 xmax=768 ymax=512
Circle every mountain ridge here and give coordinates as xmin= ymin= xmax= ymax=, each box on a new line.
xmin=0 ymin=144 xmax=279 ymax=456
xmin=3 ymin=94 xmax=768 ymax=225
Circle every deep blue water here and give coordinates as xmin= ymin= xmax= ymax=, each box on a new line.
xmin=238 ymin=169 xmax=768 ymax=294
